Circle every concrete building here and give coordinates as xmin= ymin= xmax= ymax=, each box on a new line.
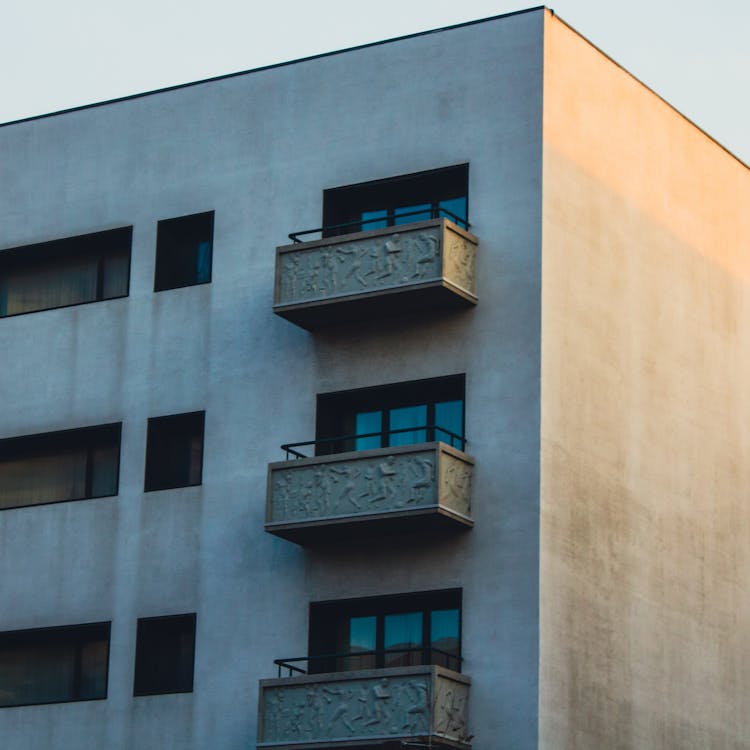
xmin=0 ymin=7 xmax=748 ymax=749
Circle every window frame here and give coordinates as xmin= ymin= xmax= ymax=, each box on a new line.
xmin=0 ymin=422 xmax=122 ymax=512
xmin=0 ymin=226 xmax=132 ymax=319
xmin=322 ymin=164 xmax=469 ymax=237
xmin=153 ymin=211 xmax=214 ymax=293
xmin=315 ymin=375 xmax=465 ymax=456
xmin=0 ymin=621 xmax=111 ymax=709
xmin=308 ymin=589 xmax=462 ymax=674
xmin=133 ymin=613 xmax=197 ymax=697
xmin=144 ymin=411 xmax=205 ymax=493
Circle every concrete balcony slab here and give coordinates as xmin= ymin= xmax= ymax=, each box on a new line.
xmin=265 ymin=443 xmax=474 ymax=545
xmin=258 ymin=665 xmax=471 ymax=750
xmin=273 ymin=219 xmax=478 ymax=330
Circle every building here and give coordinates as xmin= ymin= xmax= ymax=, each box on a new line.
xmin=0 ymin=6 xmax=748 ymax=749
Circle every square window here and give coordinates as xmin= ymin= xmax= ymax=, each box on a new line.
xmin=144 ymin=412 xmax=204 ymax=492
xmin=154 ymin=212 xmax=214 ymax=292
xmin=133 ymin=614 xmax=196 ymax=696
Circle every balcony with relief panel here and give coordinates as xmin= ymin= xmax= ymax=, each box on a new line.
xmin=265 ymin=438 xmax=473 ymax=545
xmin=258 ymin=649 xmax=471 ymax=750
xmin=273 ymin=214 xmax=478 ymax=331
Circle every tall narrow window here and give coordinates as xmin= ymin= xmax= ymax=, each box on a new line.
xmin=0 ymin=622 xmax=110 ymax=708
xmin=0 ymin=423 xmax=121 ymax=511
xmin=144 ymin=412 xmax=205 ymax=492
xmin=316 ymin=375 xmax=465 ymax=455
xmin=154 ymin=212 xmax=214 ymax=292
xmin=0 ymin=227 xmax=131 ymax=317
xmin=323 ymin=165 xmax=468 ymax=236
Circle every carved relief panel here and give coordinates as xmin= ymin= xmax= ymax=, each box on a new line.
xmin=261 ymin=674 xmax=432 ymax=743
xmin=269 ymin=449 xmax=439 ymax=523
xmin=277 ymin=225 xmax=444 ymax=305
xmin=438 ymin=451 xmax=473 ymax=518
xmin=433 ymin=674 xmax=471 ymax=743
xmin=441 ymin=227 xmax=477 ymax=296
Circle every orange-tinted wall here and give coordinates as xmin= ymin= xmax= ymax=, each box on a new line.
xmin=540 ymin=10 xmax=750 ymax=748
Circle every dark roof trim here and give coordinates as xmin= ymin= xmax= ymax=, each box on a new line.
xmin=0 ymin=6 xmax=545 ymax=129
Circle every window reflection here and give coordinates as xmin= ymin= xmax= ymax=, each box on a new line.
xmin=430 ymin=609 xmax=460 ymax=668
xmin=389 ymin=405 xmax=428 ymax=446
xmin=384 ymin=612 xmax=423 ymax=667
xmin=394 ymin=203 xmax=432 ymax=224
xmin=309 ymin=590 xmax=462 ymax=674
xmin=361 ymin=209 xmax=388 ymax=231
xmin=323 ymin=165 xmax=469 ymax=237
xmin=316 ymin=376 xmax=465 ymax=456
xmin=339 ymin=616 xmax=377 ymax=671
xmin=438 ymin=196 xmax=468 ymax=227
xmin=435 ymin=400 xmax=464 ymax=447
xmin=355 ymin=411 xmax=382 ymax=451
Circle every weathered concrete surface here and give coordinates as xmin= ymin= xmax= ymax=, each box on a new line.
xmin=258 ymin=665 xmax=470 ymax=747
xmin=266 ymin=442 xmax=473 ymax=527
xmin=0 ymin=9 xmax=544 ymax=750
xmin=274 ymin=219 xmax=477 ymax=307
xmin=540 ymin=11 xmax=750 ymax=749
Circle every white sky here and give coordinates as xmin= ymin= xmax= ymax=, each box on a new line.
xmin=2 ymin=0 xmax=749 ymax=164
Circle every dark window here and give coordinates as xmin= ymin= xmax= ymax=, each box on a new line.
xmin=144 ymin=412 xmax=204 ymax=492
xmin=309 ymin=590 xmax=461 ymax=674
xmin=322 ymin=165 xmax=468 ymax=236
xmin=316 ymin=375 xmax=465 ymax=455
xmin=0 ymin=423 xmax=121 ymax=511
xmin=133 ymin=614 xmax=196 ymax=696
xmin=0 ymin=227 xmax=131 ymax=318
xmin=154 ymin=212 xmax=214 ymax=292
xmin=0 ymin=622 xmax=110 ymax=708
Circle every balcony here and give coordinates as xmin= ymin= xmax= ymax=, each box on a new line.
xmin=273 ymin=214 xmax=478 ymax=330
xmin=265 ymin=438 xmax=474 ymax=545
xmin=258 ymin=655 xmax=471 ymax=750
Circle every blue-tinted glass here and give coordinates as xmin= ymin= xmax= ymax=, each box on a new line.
xmin=438 ymin=197 xmax=468 ymax=227
xmin=430 ymin=609 xmax=460 ymax=668
xmin=394 ymin=203 xmax=432 ymax=225
xmin=361 ymin=210 xmax=388 ymax=231
xmin=349 ymin=616 xmax=377 ymax=652
xmin=385 ymin=612 xmax=423 ymax=667
xmin=435 ymin=400 xmax=464 ymax=447
xmin=340 ymin=616 xmax=377 ymax=671
xmin=355 ymin=411 xmax=382 ymax=450
xmin=195 ymin=240 xmax=212 ymax=283
xmin=389 ymin=405 xmax=427 ymax=446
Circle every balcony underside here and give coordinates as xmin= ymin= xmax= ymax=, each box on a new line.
xmin=273 ymin=281 xmax=475 ymax=331
xmin=265 ymin=503 xmax=473 ymax=545
xmin=256 ymin=737 xmax=470 ymax=750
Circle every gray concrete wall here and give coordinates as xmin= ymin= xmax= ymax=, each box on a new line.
xmin=0 ymin=10 xmax=544 ymax=750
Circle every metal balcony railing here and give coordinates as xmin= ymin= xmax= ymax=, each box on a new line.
xmin=274 ymin=646 xmax=463 ymax=678
xmin=281 ymin=424 xmax=467 ymax=460
xmin=288 ymin=207 xmax=470 ymax=243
